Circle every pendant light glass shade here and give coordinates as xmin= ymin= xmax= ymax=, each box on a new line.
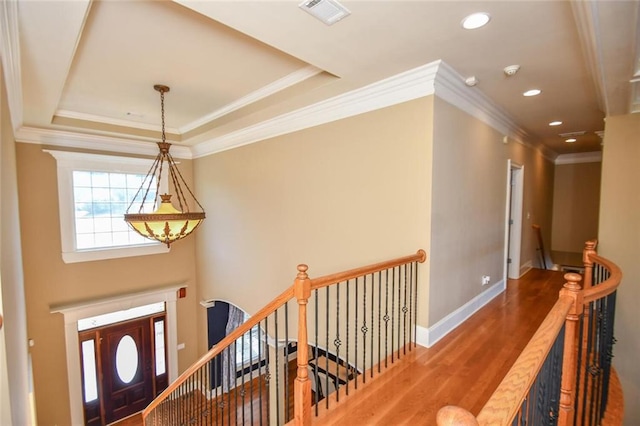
xmin=124 ymin=85 xmax=205 ymax=247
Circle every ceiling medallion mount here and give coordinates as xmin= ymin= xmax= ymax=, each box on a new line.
xmin=124 ymin=84 xmax=206 ymax=247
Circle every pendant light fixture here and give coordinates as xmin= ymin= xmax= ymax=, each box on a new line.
xmin=124 ymin=84 xmax=205 ymax=247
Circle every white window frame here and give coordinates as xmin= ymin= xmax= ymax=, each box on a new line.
xmin=45 ymin=150 xmax=169 ymax=263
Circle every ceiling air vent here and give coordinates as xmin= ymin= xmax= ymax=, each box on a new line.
xmin=299 ymin=0 xmax=351 ymax=25
xmin=558 ymin=131 xmax=586 ymax=138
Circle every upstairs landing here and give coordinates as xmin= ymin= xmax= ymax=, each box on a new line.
xmin=315 ymin=269 xmax=568 ymax=424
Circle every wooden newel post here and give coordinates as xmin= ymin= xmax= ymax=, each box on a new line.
xmin=436 ymin=406 xmax=479 ymax=426
xmin=294 ymin=264 xmax=312 ymax=425
xmin=582 ymin=240 xmax=597 ymax=289
xmin=558 ymin=272 xmax=584 ymax=426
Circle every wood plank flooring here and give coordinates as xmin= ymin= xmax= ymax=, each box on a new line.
xmin=314 ymin=268 xmax=568 ymax=425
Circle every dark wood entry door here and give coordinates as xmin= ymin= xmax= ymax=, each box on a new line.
xmin=100 ymin=317 xmax=154 ymax=424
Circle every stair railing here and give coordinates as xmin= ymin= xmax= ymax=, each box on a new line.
xmin=142 ymin=249 xmax=426 ymax=425
xmin=295 ymin=249 xmax=427 ymax=423
xmin=436 ymin=240 xmax=621 ymax=425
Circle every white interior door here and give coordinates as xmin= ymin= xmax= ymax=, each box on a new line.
xmin=505 ymin=161 xmax=524 ymax=279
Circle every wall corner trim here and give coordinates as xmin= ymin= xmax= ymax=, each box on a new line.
xmin=416 ymin=279 xmax=506 ymax=348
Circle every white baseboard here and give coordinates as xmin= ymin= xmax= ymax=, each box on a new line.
xmin=519 ymin=260 xmax=533 ymax=277
xmin=415 ymin=279 xmax=506 ymax=348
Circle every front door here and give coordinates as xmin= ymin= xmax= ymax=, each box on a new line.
xmin=101 ymin=317 xmax=154 ymax=424
xmin=79 ymin=314 xmax=167 ymax=425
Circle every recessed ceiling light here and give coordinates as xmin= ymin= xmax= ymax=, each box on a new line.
xmin=461 ymin=12 xmax=491 ymax=30
xmin=565 ymin=138 xmax=577 ymax=143
xmin=523 ymin=89 xmax=541 ymax=97
xmin=549 ymin=121 xmax=563 ymax=126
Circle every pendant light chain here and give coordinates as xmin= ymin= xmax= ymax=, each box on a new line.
xmin=124 ymin=84 xmax=206 ymax=247
xmin=160 ymin=88 xmax=166 ymax=143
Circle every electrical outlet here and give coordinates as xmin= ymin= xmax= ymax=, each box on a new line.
xmin=482 ymin=275 xmax=491 ymax=285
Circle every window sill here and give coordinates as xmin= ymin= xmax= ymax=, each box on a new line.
xmin=62 ymin=244 xmax=170 ymax=264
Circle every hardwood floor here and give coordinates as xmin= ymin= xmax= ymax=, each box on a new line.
xmin=314 ymin=268 xmax=568 ymax=425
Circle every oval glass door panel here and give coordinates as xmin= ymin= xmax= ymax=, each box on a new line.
xmin=115 ymin=335 xmax=139 ymax=383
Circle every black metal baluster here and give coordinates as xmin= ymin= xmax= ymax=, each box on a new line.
xmin=574 ymin=313 xmax=585 ymax=424
xmin=207 ymin=362 xmax=212 ymax=426
xmin=264 ymin=316 xmax=270 ymax=426
xmin=234 ymin=341 xmax=238 ymax=426
xmin=346 ymin=279 xmax=350 ymax=395
xmin=362 ymin=274 xmax=368 ymax=383
xmin=249 ymin=327 xmax=254 ymax=426
xmin=601 ymin=291 xmax=616 ymax=419
xmin=409 ymin=262 xmax=415 ymax=349
xmin=378 ymin=271 xmax=382 ymax=372
xmin=391 ymin=266 xmax=396 ymax=363
xmin=403 ymin=263 xmax=408 ymax=355
xmin=241 ymin=336 xmax=246 ymax=425
xmin=189 ymin=374 xmax=193 ymax=425
xmin=581 ymin=302 xmax=595 ymax=426
xmin=325 ymin=286 xmax=330 ymax=409
xmin=314 ymin=289 xmax=319 ymax=414
xmin=370 ymin=273 xmax=374 ymax=376
xmin=214 ymin=355 xmax=219 ymax=425
xmin=335 ymin=282 xmax=341 ymax=401
xmin=384 ymin=268 xmax=390 ymax=368
xmin=354 ymin=277 xmax=359 ymax=390
xmin=226 ymin=346 xmax=232 ymax=426
xmin=397 ymin=265 xmax=402 ymax=357
xmin=284 ymin=303 xmax=289 ymax=422
xmin=275 ymin=308 xmax=280 ymax=426
xmin=594 ymin=298 xmax=605 ymax=426
xmin=413 ymin=261 xmax=419 ymax=347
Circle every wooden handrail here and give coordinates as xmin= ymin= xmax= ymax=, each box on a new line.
xmin=437 ymin=241 xmax=623 ymax=426
xmin=583 ymin=253 xmax=622 ymax=304
xmin=473 ymin=295 xmax=575 ymax=424
xmin=142 ymin=285 xmax=295 ymax=417
xmin=309 ymin=249 xmax=427 ymax=290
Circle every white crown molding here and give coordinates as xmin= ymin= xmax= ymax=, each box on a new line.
xmin=434 ymin=61 xmax=528 ymax=142
xmin=11 ymin=57 xmax=555 ymax=163
xmin=192 ymin=60 xmax=557 ymax=160
xmin=434 ymin=61 xmax=558 ymax=162
xmin=555 ymin=151 xmax=602 ymax=165
xmin=571 ymin=1 xmax=608 ymax=115
xmin=15 ymin=126 xmax=192 ymax=159
xmin=54 ymin=109 xmax=180 ymax=134
xmin=192 ymin=60 xmax=441 ymax=157
xmin=0 ymin=0 xmax=23 ymax=132
xmin=53 ymin=66 xmax=323 ymax=136
xmin=181 ymin=65 xmax=323 ymax=134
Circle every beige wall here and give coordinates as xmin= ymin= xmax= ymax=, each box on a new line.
xmin=193 ymin=94 xmax=557 ymax=346
xmin=193 ymin=98 xmax=433 ymax=354
xmin=551 ymin=161 xmax=601 ymax=253
xmin=15 ymin=143 xmax=201 ymax=425
xmin=598 ymin=113 xmax=640 ymax=425
xmin=0 ymin=62 xmax=31 ymax=425
xmin=429 ymin=97 xmax=555 ymax=323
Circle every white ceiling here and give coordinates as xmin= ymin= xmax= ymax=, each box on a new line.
xmin=1 ymin=0 xmax=639 ymax=159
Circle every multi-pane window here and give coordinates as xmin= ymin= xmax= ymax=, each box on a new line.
xmin=72 ymin=170 xmax=156 ymax=249
xmin=46 ymin=150 xmax=169 ymax=263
